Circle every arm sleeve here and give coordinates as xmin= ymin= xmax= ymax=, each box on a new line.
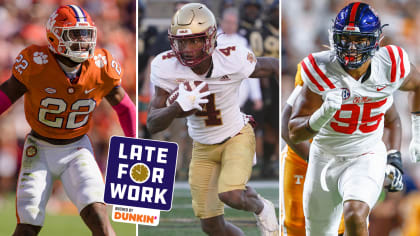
xmin=0 ymin=90 xmax=12 ymax=115
xmin=112 ymin=94 xmax=136 ymax=137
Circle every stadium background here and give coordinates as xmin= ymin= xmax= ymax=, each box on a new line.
xmin=0 ymin=0 xmax=136 ymax=235
xmin=138 ymin=0 xmax=278 ymax=235
xmin=282 ymin=0 xmax=420 ymax=235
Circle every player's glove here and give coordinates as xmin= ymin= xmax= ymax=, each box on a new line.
xmin=384 ymin=150 xmax=404 ymax=192
xmin=308 ymin=89 xmax=342 ymax=131
xmin=409 ymin=114 xmax=420 ymax=162
xmin=175 ymin=82 xmax=210 ymax=112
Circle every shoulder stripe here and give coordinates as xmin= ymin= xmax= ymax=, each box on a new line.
xmin=396 ymin=46 xmax=405 ymax=79
xmin=385 ymin=46 xmax=397 ymax=82
xmin=301 ymin=60 xmax=324 ymax=91
xmin=308 ymin=54 xmax=335 ymax=89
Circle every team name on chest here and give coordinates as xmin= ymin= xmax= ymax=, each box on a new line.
xmin=340 ymin=85 xmax=388 ymax=105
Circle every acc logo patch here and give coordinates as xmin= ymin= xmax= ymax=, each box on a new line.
xmin=247 ymin=52 xmax=257 ymax=64
xmin=341 ymin=88 xmax=351 ymax=100
xmin=26 ymin=146 xmax=37 ymax=157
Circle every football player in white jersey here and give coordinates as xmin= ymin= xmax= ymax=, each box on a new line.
xmin=147 ymin=3 xmax=279 ymax=236
xmin=281 ymin=63 xmax=403 ymax=236
xmin=288 ymin=2 xmax=420 ymax=236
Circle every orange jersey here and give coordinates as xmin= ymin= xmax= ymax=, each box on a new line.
xmin=281 ymin=147 xmax=308 ymax=236
xmin=12 ymin=45 xmax=122 ymax=139
xmin=401 ymin=193 xmax=420 ymax=236
xmin=286 ymin=63 xmax=307 ymax=165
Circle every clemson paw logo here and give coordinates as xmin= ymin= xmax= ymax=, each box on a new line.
xmin=94 ymin=54 xmax=107 ymax=68
xmin=33 ymin=52 xmax=48 ymax=64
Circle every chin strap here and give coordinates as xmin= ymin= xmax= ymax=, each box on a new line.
xmin=0 ymin=90 xmax=12 ymax=115
xmin=112 ymin=94 xmax=136 ymax=137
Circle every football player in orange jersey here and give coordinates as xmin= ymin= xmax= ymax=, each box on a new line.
xmin=281 ymin=63 xmax=404 ymax=236
xmin=0 ymin=5 xmax=135 ymax=236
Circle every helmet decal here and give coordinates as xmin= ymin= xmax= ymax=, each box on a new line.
xmin=68 ymin=5 xmax=87 ymax=23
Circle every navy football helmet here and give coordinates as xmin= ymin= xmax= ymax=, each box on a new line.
xmin=333 ymin=2 xmax=383 ymax=69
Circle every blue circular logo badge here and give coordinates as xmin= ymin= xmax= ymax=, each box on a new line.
xmin=341 ymin=88 xmax=351 ymax=100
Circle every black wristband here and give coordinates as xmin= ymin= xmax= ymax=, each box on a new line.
xmin=411 ymin=111 xmax=420 ymax=115
xmin=387 ymin=150 xmax=404 ymax=174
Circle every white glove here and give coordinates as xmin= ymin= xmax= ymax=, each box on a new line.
xmin=175 ymin=82 xmax=210 ymax=112
xmin=409 ymin=114 xmax=420 ymax=162
xmin=384 ymin=164 xmax=403 ymax=192
xmin=308 ymin=89 xmax=342 ymax=131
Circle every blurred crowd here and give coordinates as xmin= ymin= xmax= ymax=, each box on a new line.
xmin=0 ymin=0 xmax=136 ymax=212
xmin=282 ymin=0 xmax=420 ymax=235
xmin=138 ymin=0 xmax=279 ymax=180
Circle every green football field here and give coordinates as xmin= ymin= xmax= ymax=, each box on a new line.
xmin=0 ymin=181 xmax=278 ymax=236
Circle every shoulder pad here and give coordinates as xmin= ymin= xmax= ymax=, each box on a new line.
xmin=300 ymin=51 xmax=336 ymax=94
xmin=90 ymin=48 xmax=122 ymax=86
xmin=376 ymin=45 xmax=411 ymax=84
xmin=12 ymin=45 xmax=51 ymax=86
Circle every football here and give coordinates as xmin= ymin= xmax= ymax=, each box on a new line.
xmin=166 ymin=80 xmax=209 ymax=117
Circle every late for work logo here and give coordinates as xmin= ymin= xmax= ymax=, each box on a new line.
xmin=104 ymin=136 xmax=178 ymax=211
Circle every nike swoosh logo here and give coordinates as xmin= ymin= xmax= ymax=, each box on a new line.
xmin=376 ymin=86 xmax=387 ymax=91
xmin=85 ymin=88 xmax=96 ymax=94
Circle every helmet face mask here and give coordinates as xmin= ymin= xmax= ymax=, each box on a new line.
xmin=59 ymin=26 xmax=97 ymax=63
xmin=46 ymin=5 xmax=97 ymax=63
xmin=332 ymin=2 xmax=382 ymax=69
xmin=168 ymin=3 xmax=217 ymax=67
xmin=170 ymin=36 xmax=206 ymax=64
xmin=333 ymin=30 xmax=379 ymax=69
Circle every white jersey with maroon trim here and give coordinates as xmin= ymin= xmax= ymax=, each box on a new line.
xmin=300 ymin=45 xmax=410 ymax=156
xmin=150 ymin=45 xmax=257 ymax=144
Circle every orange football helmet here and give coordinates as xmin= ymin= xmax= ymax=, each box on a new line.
xmin=46 ymin=5 xmax=97 ymax=63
